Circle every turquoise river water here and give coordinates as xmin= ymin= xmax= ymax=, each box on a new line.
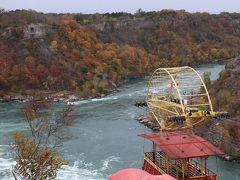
xmin=0 ymin=62 xmax=240 ymax=180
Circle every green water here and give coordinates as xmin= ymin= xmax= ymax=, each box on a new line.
xmin=0 ymin=62 xmax=240 ymax=180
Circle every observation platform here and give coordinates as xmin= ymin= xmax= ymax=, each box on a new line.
xmin=140 ymin=132 xmax=224 ymax=180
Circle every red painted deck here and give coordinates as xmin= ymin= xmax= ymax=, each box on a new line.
xmin=139 ymin=132 xmax=224 ymax=159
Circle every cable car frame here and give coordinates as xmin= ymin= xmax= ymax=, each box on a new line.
xmin=146 ymin=66 xmax=217 ymax=132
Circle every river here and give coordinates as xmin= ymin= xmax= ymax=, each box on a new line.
xmin=0 ymin=62 xmax=240 ymax=180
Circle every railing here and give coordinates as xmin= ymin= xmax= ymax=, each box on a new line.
xmin=143 ymin=151 xmax=217 ymax=180
xmin=187 ymin=159 xmax=216 ymax=177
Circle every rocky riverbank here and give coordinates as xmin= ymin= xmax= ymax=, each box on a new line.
xmin=0 ymin=88 xmax=121 ymax=103
xmin=0 ymin=92 xmax=85 ymax=103
xmin=134 ymin=114 xmax=160 ymax=131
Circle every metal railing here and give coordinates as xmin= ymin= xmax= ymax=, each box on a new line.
xmin=143 ymin=151 xmax=217 ymax=180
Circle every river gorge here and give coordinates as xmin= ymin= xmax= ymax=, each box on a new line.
xmin=0 ymin=62 xmax=240 ymax=180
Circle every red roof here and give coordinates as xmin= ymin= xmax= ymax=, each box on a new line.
xmin=108 ymin=168 xmax=177 ymax=180
xmin=139 ymin=132 xmax=224 ymax=159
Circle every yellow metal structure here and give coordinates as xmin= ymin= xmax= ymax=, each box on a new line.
xmin=146 ymin=66 xmax=215 ymax=132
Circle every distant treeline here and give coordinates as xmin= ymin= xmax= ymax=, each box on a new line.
xmin=1 ymin=9 xmax=240 ymax=97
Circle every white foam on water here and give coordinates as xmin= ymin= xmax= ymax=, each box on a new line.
xmin=69 ymin=95 xmax=119 ymax=105
xmin=68 ymin=100 xmax=91 ymax=105
xmin=0 ymin=158 xmax=15 ymax=180
xmin=91 ymin=96 xmax=118 ymax=102
xmin=57 ymin=155 xmax=120 ymax=180
xmin=100 ymin=156 xmax=120 ymax=171
xmin=0 ymin=145 xmax=15 ymax=180
xmin=70 ymin=95 xmax=121 ymax=106
xmin=57 ymin=163 xmax=102 ymax=180
xmin=0 ymin=149 xmax=120 ymax=180
xmin=69 ymin=86 xmax=147 ymax=106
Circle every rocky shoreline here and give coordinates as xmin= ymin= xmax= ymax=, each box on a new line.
xmin=0 ymin=88 xmax=121 ymax=103
xmin=0 ymin=93 xmax=86 ymax=103
xmin=134 ymin=113 xmax=240 ymax=163
xmin=134 ymin=114 xmax=160 ymax=131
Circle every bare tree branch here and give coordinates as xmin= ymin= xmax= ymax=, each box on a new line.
xmin=10 ymin=91 xmax=74 ymax=179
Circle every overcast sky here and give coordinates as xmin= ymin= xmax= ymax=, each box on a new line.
xmin=0 ymin=0 xmax=240 ymax=14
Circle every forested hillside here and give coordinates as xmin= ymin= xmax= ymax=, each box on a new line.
xmin=1 ymin=9 xmax=240 ymax=98
xmin=0 ymin=12 xmax=157 ymax=98
xmin=88 ymin=10 xmax=240 ymax=66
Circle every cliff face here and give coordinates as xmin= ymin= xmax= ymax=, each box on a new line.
xmin=195 ymin=59 xmax=240 ymax=161
xmin=209 ymin=58 xmax=240 ymax=117
xmin=86 ymin=19 xmax=155 ymax=51
xmin=90 ymin=19 xmax=154 ymax=32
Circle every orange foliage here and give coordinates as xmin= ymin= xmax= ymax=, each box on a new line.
xmin=86 ymin=72 xmax=94 ymax=80
xmin=82 ymin=41 xmax=91 ymax=48
xmin=184 ymin=34 xmax=193 ymax=43
xmin=3 ymin=10 xmax=239 ymax=98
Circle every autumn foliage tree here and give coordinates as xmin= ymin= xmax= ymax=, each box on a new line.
xmin=10 ymin=92 xmax=74 ymax=179
xmin=1 ymin=10 xmax=240 ymax=99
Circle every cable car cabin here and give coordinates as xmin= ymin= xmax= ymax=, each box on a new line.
xmin=139 ymin=132 xmax=224 ymax=180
